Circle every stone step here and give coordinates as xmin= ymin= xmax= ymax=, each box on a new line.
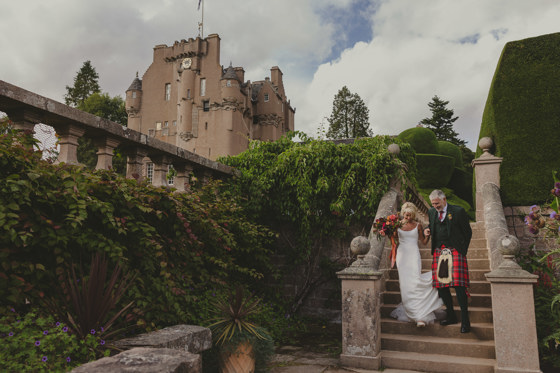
xmin=381 ymin=318 xmax=495 ymax=340
xmin=389 ymin=269 xmax=490 ymax=281
xmin=385 ymin=279 xmax=491 ymax=294
xmin=471 ymin=228 xmax=486 ymax=240
xmin=381 ymin=350 xmax=495 ymax=373
xmin=383 ymin=291 xmax=492 ymax=308
xmin=381 ymin=333 xmax=496 ymax=359
xmin=381 ymin=305 xmax=493 ymax=323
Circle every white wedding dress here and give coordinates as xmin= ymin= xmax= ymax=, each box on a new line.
xmin=390 ymin=224 xmax=443 ymax=324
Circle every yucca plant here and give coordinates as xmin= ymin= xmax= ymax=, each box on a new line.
xmin=207 ymin=286 xmax=274 ymax=373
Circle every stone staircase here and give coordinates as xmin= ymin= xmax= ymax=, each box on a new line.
xmin=380 ymin=222 xmax=496 ymax=372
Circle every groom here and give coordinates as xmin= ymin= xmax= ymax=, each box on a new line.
xmin=424 ymin=189 xmax=472 ymax=333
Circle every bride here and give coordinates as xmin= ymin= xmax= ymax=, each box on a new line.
xmin=390 ymin=202 xmax=443 ymax=327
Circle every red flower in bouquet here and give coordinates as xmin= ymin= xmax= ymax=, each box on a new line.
xmin=373 ymin=214 xmax=402 ymax=268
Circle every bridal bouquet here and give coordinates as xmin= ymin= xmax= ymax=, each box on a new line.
xmin=372 ymin=214 xmax=402 ymax=268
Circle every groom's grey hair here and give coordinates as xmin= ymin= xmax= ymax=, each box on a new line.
xmin=429 ymin=189 xmax=446 ymax=201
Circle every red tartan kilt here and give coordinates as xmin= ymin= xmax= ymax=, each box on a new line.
xmin=432 ymin=246 xmax=470 ymax=288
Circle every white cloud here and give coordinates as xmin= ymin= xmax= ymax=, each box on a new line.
xmin=1 ymin=0 xmax=560 ymax=150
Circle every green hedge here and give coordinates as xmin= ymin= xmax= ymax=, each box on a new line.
xmin=397 ymin=127 xmax=439 ymax=154
xmin=448 ymin=167 xmax=473 ymax=206
xmin=477 ymin=32 xmax=560 ymax=205
xmin=438 ymin=141 xmax=464 ymax=170
xmin=415 ymin=154 xmax=455 ymax=188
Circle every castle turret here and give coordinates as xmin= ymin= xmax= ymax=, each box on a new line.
xmin=125 ymin=73 xmax=143 ymax=131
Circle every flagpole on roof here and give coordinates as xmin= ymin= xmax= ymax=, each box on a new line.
xmin=197 ymin=0 xmax=204 ymax=38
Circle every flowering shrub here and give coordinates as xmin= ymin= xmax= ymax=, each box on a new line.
xmin=0 ymin=307 xmax=110 ymax=372
xmin=519 ymin=172 xmax=560 ymax=369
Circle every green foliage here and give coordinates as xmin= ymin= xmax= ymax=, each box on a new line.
xmin=0 ymin=308 xmax=110 ymax=372
xmin=64 ymin=61 xmax=100 ymax=107
xmin=517 ymin=250 xmax=560 ymax=369
xmin=220 ymin=133 xmax=416 ymax=313
xmin=326 ymin=86 xmax=372 ymax=139
xmin=0 ymin=128 xmax=273 ymax=332
xmin=415 ymin=154 xmax=455 ymax=188
xmin=420 ymin=95 xmax=466 ymax=146
xmin=448 ymin=167 xmax=473 ymax=206
xmin=477 ymin=33 xmax=560 ymax=205
xmin=78 ymin=93 xmax=128 ymax=125
xmin=438 ymin=141 xmax=463 ymax=169
xmin=397 ymin=127 xmax=439 ymax=154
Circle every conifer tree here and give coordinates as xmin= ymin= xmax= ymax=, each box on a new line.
xmin=326 ymin=86 xmax=372 ymax=139
xmin=420 ymin=95 xmax=466 ymax=146
xmin=64 ymin=61 xmax=100 ymax=107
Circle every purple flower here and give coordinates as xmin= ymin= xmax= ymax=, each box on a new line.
xmin=8 ymin=332 xmax=13 ymax=337
xmin=553 ymin=189 xmax=560 ymax=197
xmin=555 ymin=182 xmax=560 ymax=189
xmin=528 ymin=225 xmax=539 ymax=235
xmin=35 ymin=340 xmax=41 ymax=346
xmin=90 ymin=329 xmax=96 ymax=335
xmin=100 ymin=327 xmax=104 ymax=332
xmin=551 ymin=211 xmax=557 ymax=219
xmin=62 ymin=326 xmax=68 ymax=332
xmin=43 ymin=330 xmax=48 ymax=335
xmin=56 ymin=322 xmax=60 ymax=327
xmin=42 ymin=356 xmax=48 ymax=362
xmin=100 ymin=340 xmax=105 ymax=345
xmin=66 ymin=357 xmax=71 ymax=363
xmin=10 ymin=308 xmax=15 ymax=313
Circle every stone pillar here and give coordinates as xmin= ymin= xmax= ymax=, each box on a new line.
xmin=337 ymin=237 xmax=383 ymax=370
xmin=151 ymin=155 xmax=171 ymax=187
xmin=56 ymin=123 xmax=86 ymax=165
xmin=174 ymin=164 xmax=193 ymax=192
xmin=94 ymin=136 xmax=120 ymax=170
xmin=124 ymin=147 xmax=148 ymax=180
xmin=485 ymin=235 xmax=541 ymax=373
xmin=472 ymin=137 xmax=503 ymax=222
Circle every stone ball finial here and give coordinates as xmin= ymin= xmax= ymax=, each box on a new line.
xmin=478 ymin=137 xmax=493 ymax=154
xmin=497 ymin=234 xmax=520 ymax=257
xmin=350 ymin=236 xmax=370 ymax=256
xmin=388 ymin=143 xmax=400 ymax=155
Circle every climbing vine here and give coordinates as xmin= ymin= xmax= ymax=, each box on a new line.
xmin=220 ymin=132 xmax=417 ymax=313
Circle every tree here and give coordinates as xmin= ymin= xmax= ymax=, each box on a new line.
xmin=79 ymin=92 xmax=127 ymax=125
xmin=64 ymin=61 xmax=100 ymax=107
xmin=419 ymin=95 xmax=466 ymax=146
xmin=326 ymin=86 xmax=372 ymax=139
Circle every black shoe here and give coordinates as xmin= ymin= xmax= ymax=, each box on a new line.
xmin=440 ymin=317 xmax=458 ymax=326
xmin=461 ymin=322 xmax=471 ymax=333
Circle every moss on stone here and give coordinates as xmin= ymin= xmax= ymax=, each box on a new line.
xmin=477 ymin=32 xmax=560 ymax=205
xmin=397 ymin=127 xmax=439 ymax=154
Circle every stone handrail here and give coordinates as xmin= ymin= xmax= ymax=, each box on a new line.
xmin=0 ymin=80 xmax=236 ymax=190
xmin=481 ymin=182 xmax=510 ymax=270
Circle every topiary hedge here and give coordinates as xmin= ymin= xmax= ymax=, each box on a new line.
xmin=477 ymin=32 xmax=560 ymax=205
xmin=448 ymin=167 xmax=473 ymax=206
xmin=397 ymin=127 xmax=439 ymax=154
xmin=438 ymin=141 xmax=464 ymax=170
xmin=415 ymin=154 xmax=455 ymax=188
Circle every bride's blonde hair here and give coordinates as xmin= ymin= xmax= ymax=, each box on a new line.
xmin=400 ymin=202 xmax=417 ymax=220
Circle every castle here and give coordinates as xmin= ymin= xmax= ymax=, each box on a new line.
xmin=125 ymin=33 xmax=295 ymax=163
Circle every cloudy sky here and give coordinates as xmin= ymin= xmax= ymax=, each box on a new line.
xmin=1 ymin=0 xmax=559 ymax=150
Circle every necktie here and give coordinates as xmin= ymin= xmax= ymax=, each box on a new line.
xmin=439 ymin=210 xmax=444 ymax=222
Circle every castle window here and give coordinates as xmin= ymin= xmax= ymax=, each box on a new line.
xmin=205 ymin=122 xmax=208 ymax=130
xmin=203 ymin=100 xmax=210 ymax=112
xmin=148 ymin=129 xmax=155 ymax=137
xmin=227 ymin=80 xmax=231 ymax=87
xmin=156 ymin=122 xmax=162 ymax=130
xmin=173 ymin=120 xmax=177 ymax=126
xmin=165 ymin=83 xmax=171 ymax=101
xmin=167 ymin=165 xmax=174 ymax=186
xmin=187 ymin=89 xmax=191 ymax=99
xmin=264 ymin=93 xmax=269 ymax=102
xmin=200 ymin=78 xmax=206 ymax=96
xmin=132 ymin=91 xmax=137 ymax=98
xmin=147 ymin=162 xmax=154 ymax=183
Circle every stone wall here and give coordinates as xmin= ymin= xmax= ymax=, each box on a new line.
xmin=504 ymin=205 xmax=557 ymax=253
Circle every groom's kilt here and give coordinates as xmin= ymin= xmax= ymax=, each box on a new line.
xmin=432 ymin=246 xmax=470 ymax=288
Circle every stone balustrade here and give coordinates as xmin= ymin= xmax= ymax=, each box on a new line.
xmin=0 ymin=80 xmax=236 ymax=190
